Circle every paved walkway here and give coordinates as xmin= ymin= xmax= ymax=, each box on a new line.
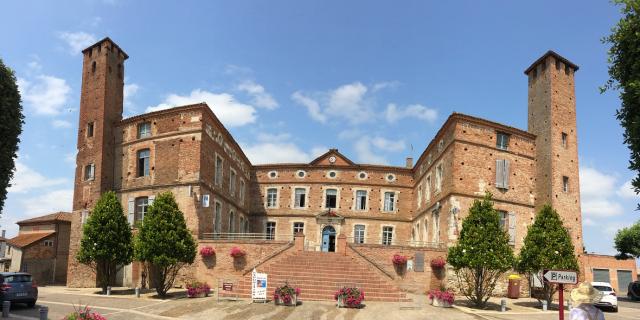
xmin=14 ymin=287 xmax=480 ymax=320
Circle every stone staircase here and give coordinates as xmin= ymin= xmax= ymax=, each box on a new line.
xmin=223 ymin=251 xmax=409 ymax=302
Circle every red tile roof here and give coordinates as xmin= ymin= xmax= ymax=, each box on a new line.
xmin=16 ymin=212 xmax=72 ymax=225
xmin=7 ymin=232 xmax=55 ymax=249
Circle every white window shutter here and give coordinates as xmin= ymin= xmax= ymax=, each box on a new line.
xmin=503 ymin=160 xmax=510 ymax=189
xmin=508 ymin=212 xmax=516 ymax=245
xmin=495 ymin=160 xmax=504 ymax=188
xmin=127 ymin=197 xmax=135 ymax=225
xmin=148 ymin=195 xmax=155 ymax=206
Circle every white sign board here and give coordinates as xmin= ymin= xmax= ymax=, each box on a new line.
xmin=543 ymin=270 xmax=578 ymax=284
xmin=251 ymin=269 xmax=268 ymax=302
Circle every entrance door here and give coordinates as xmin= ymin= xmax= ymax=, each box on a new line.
xmin=617 ymin=270 xmax=632 ymax=293
xmin=321 ymin=226 xmax=336 ymax=252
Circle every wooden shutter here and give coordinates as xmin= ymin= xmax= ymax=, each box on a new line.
xmin=503 ymin=160 xmax=510 ymax=189
xmin=495 ymin=160 xmax=504 ymax=188
xmin=414 ymin=252 xmax=425 ymax=272
xmin=127 ymin=197 xmax=135 ymax=225
xmin=508 ymin=212 xmax=516 ymax=245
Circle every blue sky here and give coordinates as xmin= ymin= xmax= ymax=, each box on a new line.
xmin=0 ymin=1 xmax=637 ymax=257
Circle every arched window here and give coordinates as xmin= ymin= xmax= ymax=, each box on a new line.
xmin=228 ymin=211 xmax=235 ymax=233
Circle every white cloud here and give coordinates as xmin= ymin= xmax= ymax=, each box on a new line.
xmin=371 ymin=81 xmax=400 ymax=92
xmin=8 ymin=161 xmax=68 ymax=193
xmin=291 ymin=82 xmax=372 ymax=125
xmin=237 ymin=80 xmax=278 ymax=109
xmin=27 ymin=61 xmax=42 ymax=73
xmin=385 ymin=103 xmax=438 ymax=124
xmin=57 ymin=31 xmax=97 ymax=55
xmin=256 ymin=132 xmax=292 ymax=142
xmin=52 ymin=119 xmax=72 ymax=128
xmin=579 ymin=166 xmax=624 ymax=217
xmin=18 ymin=75 xmax=71 ymax=115
xmin=291 ymin=91 xmax=327 ymax=123
xmin=616 ymin=180 xmax=638 ymax=199
xmin=123 ymin=82 xmax=140 ymax=115
xmin=354 ymin=136 xmax=387 ymax=165
xmin=371 ymin=137 xmax=406 ymax=152
xmin=147 ymin=89 xmax=257 ymax=127
xmin=583 ymin=218 xmax=596 ymax=227
xmin=21 ymin=189 xmax=73 ymax=215
xmin=326 ymin=82 xmax=371 ymax=124
xmin=241 ymin=132 xmax=326 ymax=164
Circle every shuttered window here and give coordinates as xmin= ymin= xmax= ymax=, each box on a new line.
xmin=495 ymin=159 xmax=510 ymax=189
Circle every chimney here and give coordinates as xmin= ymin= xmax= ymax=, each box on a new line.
xmin=405 ymin=157 xmax=413 ymax=168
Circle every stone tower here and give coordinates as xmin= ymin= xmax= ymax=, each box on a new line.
xmin=72 ymin=38 xmax=127 ymax=211
xmin=67 ymin=38 xmax=127 ymax=287
xmin=526 ymin=51 xmax=584 ymax=254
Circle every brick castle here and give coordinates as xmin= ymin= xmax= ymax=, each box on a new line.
xmin=65 ymin=37 xmax=635 ymax=299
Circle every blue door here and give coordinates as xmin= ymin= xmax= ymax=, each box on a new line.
xmin=321 ymin=226 xmax=336 ymax=252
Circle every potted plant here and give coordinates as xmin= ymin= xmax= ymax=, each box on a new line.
xmin=334 ymin=286 xmax=365 ymax=308
xmin=186 ymin=281 xmax=211 ymax=298
xmin=392 ymin=254 xmax=408 ymax=266
xmin=229 ymin=246 xmax=246 ymax=258
xmin=273 ymin=283 xmax=301 ymax=306
xmin=430 ymin=256 xmax=446 ymax=269
xmin=64 ymin=305 xmax=107 ymax=320
xmin=428 ymin=288 xmax=454 ymax=307
xmin=200 ymin=246 xmax=215 ymax=258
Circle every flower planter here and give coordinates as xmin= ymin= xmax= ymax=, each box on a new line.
xmin=274 ymin=283 xmax=300 ymax=307
xmin=335 ymin=287 xmax=364 ymax=308
xmin=274 ymin=294 xmax=298 ymax=306
xmin=186 ymin=281 xmax=211 ymax=298
xmin=432 ymin=297 xmax=452 ymax=308
xmin=427 ymin=289 xmax=454 ymax=308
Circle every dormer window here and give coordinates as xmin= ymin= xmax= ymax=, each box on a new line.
xmin=138 ymin=122 xmax=151 ymax=139
xmin=496 ymin=132 xmax=509 ymax=150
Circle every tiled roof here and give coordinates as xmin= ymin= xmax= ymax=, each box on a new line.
xmin=7 ymin=232 xmax=55 ymax=249
xmin=16 ymin=212 xmax=72 ymax=225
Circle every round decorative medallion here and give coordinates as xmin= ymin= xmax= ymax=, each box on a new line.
xmin=328 ymin=156 xmax=336 ymax=163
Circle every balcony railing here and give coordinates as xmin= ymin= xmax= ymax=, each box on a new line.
xmin=200 ymin=232 xmax=294 ymax=241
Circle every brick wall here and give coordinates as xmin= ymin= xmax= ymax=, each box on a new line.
xmin=581 ymin=254 xmax=638 ymax=293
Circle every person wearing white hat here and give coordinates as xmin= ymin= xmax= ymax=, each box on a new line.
xmin=570 ymin=282 xmax=605 ymax=320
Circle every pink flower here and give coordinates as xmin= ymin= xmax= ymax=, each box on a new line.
xmin=199 ymin=246 xmax=215 ymax=257
xmin=230 ymin=247 xmax=246 ymax=258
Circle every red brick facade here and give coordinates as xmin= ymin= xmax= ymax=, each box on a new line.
xmin=65 ymin=38 xmax=635 ymax=297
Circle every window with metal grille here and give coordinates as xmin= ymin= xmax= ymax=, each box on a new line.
xmin=138 ymin=122 xmax=151 ymax=139
xmin=84 ymin=163 xmax=95 ymax=181
xmin=266 ymin=222 xmax=276 ymax=240
xmin=135 ymin=197 xmax=148 ymax=223
xmin=325 ymin=189 xmax=337 ymax=209
xmin=266 ymin=188 xmax=277 ymax=208
xmin=355 ymin=190 xmax=367 ymax=211
xmin=496 ymin=132 xmax=509 ymax=150
xmin=383 ymin=192 xmax=395 ymax=211
xmin=215 ymin=156 xmax=223 ymax=186
xmin=354 ymin=225 xmax=365 ymax=244
xmin=293 ymin=222 xmax=304 ymax=234
xmin=382 ymin=226 xmax=393 ymax=245
xmin=294 ymin=188 xmax=306 ymax=208
xmin=137 ymin=149 xmax=150 ymax=177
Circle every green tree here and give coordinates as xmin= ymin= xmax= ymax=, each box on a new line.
xmin=448 ymin=193 xmax=515 ymax=308
xmin=77 ymin=191 xmax=134 ymax=293
xmin=516 ymin=205 xmax=579 ymax=306
xmin=614 ymin=220 xmax=640 ymax=259
xmin=603 ymin=1 xmax=640 ymax=203
xmin=0 ymin=58 xmax=24 ymax=213
xmin=134 ymin=192 xmax=196 ymax=297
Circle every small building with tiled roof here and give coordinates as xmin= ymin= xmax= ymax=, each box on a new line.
xmin=5 ymin=212 xmax=72 ymax=285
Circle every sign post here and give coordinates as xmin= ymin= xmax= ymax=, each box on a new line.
xmin=543 ymin=270 xmax=578 ymax=320
xmin=251 ymin=269 xmax=268 ymax=303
